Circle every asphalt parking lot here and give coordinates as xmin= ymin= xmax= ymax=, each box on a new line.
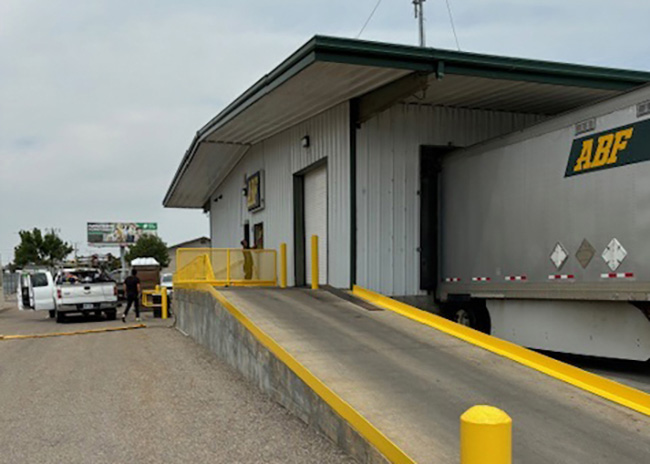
xmin=0 ymin=304 xmax=352 ymax=464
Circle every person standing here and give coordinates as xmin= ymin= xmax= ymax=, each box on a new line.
xmin=241 ymin=239 xmax=254 ymax=280
xmin=122 ymin=269 xmax=141 ymax=322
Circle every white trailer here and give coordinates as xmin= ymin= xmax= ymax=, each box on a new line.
xmin=433 ymin=84 xmax=650 ymax=360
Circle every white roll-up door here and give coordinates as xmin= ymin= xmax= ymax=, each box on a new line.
xmin=304 ymin=164 xmax=328 ymax=285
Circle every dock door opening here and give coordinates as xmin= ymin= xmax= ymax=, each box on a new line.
xmin=420 ymin=145 xmax=454 ymax=292
xmin=294 ymin=160 xmax=328 ymax=287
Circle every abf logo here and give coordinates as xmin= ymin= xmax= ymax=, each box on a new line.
xmin=565 ymin=119 xmax=649 ymax=177
xmin=573 ymin=128 xmax=633 ymax=172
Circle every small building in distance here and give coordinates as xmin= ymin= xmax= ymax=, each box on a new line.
xmin=164 ymin=237 xmax=211 ymax=275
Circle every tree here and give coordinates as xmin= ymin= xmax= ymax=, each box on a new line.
xmin=14 ymin=228 xmax=73 ymax=267
xmin=125 ymin=235 xmax=170 ymax=268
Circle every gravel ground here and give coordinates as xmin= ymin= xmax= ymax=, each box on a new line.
xmin=0 ymin=307 xmax=353 ymax=464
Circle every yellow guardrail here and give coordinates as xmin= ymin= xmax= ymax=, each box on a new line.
xmin=173 ymin=248 xmax=278 ymax=287
xmin=141 ymin=286 xmax=169 ymax=319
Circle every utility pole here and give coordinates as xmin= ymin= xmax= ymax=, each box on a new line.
xmin=0 ymin=253 xmax=4 ymax=307
xmin=413 ymin=0 xmax=427 ymax=47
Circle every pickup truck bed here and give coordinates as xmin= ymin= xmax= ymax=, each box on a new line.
xmin=55 ymin=269 xmax=118 ymax=322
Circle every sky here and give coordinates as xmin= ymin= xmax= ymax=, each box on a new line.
xmin=1 ymin=0 xmax=650 ymax=264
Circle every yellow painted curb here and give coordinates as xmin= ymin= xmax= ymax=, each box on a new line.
xmin=183 ymin=283 xmax=415 ymax=464
xmin=0 ymin=324 xmax=146 ymax=341
xmin=352 ymin=285 xmax=650 ymax=418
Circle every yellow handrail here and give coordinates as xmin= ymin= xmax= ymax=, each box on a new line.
xmin=174 ymin=247 xmax=278 ymax=287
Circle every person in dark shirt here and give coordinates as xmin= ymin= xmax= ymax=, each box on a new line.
xmin=241 ymin=240 xmax=253 ymax=280
xmin=122 ymin=269 xmax=141 ymax=322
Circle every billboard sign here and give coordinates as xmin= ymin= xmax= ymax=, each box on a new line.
xmin=87 ymin=222 xmax=157 ymax=246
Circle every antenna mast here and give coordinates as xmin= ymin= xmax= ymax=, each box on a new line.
xmin=413 ymin=0 xmax=426 ymax=47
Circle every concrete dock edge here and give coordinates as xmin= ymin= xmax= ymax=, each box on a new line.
xmin=175 ymin=286 xmax=411 ymax=464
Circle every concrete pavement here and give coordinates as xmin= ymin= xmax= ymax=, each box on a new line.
xmin=221 ymin=287 xmax=650 ymax=464
xmin=0 ymin=306 xmax=353 ymax=464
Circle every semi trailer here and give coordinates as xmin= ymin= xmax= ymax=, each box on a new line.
xmin=431 ymin=83 xmax=650 ymax=361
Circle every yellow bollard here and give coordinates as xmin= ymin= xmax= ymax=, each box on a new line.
xmin=280 ymin=243 xmax=287 ymax=288
xmin=161 ymin=287 xmax=168 ymax=320
xmin=461 ymin=405 xmax=512 ymax=464
xmin=226 ymin=249 xmax=231 ymax=286
xmin=311 ymin=235 xmax=319 ymax=290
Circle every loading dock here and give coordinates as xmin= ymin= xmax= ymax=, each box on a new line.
xmin=175 ymin=286 xmax=650 ymax=463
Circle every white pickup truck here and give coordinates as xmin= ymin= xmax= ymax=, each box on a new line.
xmin=54 ymin=268 xmax=118 ymax=323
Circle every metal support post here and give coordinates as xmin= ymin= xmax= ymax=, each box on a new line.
xmin=280 ymin=243 xmax=287 ymax=288
xmin=461 ymin=405 xmax=512 ymax=464
xmin=120 ymin=245 xmax=127 ymax=282
xmin=311 ymin=235 xmax=319 ymax=290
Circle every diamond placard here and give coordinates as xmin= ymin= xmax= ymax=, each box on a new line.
xmin=602 ymin=238 xmax=627 ymax=272
xmin=575 ymin=239 xmax=596 ymax=269
xmin=550 ymin=242 xmax=569 ymax=270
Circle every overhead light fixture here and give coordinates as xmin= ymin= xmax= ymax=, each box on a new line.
xmin=301 ymin=135 xmax=310 ymax=148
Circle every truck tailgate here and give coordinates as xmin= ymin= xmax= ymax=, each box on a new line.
xmin=59 ymin=283 xmax=116 ymax=305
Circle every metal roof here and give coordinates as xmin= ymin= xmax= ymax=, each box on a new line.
xmin=164 ymin=35 xmax=650 ymax=208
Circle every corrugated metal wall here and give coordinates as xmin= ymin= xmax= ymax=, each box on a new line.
xmin=210 ymin=102 xmax=350 ymax=287
xmin=356 ymin=103 xmax=545 ymax=296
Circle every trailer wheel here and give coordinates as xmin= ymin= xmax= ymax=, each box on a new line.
xmin=446 ymin=302 xmax=490 ymax=333
xmin=453 ymin=307 xmax=474 ymax=327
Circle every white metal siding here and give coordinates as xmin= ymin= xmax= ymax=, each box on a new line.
xmin=210 ymin=102 xmax=350 ymax=287
xmin=356 ymin=103 xmax=545 ymax=296
xmin=304 ymin=165 xmax=328 ymax=285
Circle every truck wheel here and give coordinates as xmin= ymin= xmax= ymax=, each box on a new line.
xmin=56 ymin=311 xmax=65 ymax=323
xmin=105 ymin=310 xmax=117 ymax=321
xmin=49 ymin=310 xmax=56 ymax=319
xmin=446 ymin=302 xmax=491 ymax=333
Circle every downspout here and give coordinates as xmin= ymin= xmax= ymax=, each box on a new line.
xmin=349 ymin=99 xmax=359 ymax=288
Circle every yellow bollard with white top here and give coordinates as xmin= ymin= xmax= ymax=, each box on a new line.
xmin=311 ymin=235 xmax=319 ymax=290
xmin=461 ymin=405 xmax=512 ymax=464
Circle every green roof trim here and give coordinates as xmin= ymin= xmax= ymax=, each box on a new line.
xmin=164 ymin=35 xmax=650 ymax=206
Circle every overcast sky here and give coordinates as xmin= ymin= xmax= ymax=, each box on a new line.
xmin=1 ymin=0 xmax=649 ymax=263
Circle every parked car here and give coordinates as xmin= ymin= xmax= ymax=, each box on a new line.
xmin=54 ymin=268 xmax=118 ymax=322
xmin=17 ymin=269 xmax=56 ymax=318
xmin=160 ymin=273 xmax=173 ymax=295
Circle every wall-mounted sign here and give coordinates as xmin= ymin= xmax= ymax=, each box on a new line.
xmin=87 ymin=222 xmax=157 ymax=246
xmin=246 ymin=171 xmax=264 ymax=212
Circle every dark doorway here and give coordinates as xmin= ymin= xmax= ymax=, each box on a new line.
xmin=420 ymin=145 xmax=454 ymax=293
xmin=243 ymin=222 xmax=250 ymax=246
xmin=253 ymin=222 xmax=264 ymax=249
xmin=293 ymin=175 xmax=306 ymax=286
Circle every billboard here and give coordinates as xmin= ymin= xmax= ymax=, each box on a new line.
xmin=87 ymin=222 xmax=157 ymax=246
